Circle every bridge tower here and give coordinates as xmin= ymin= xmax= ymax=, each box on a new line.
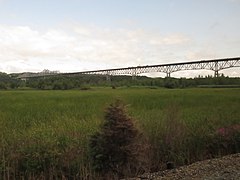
xmin=106 ymin=71 xmax=111 ymax=81
xmin=166 ymin=72 xmax=171 ymax=78
xmin=106 ymin=75 xmax=111 ymax=81
xmin=132 ymin=68 xmax=137 ymax=80
xmin=214 ymin=61 xmax=219 ymax=77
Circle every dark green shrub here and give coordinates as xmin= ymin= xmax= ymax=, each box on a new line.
xmin=208 ymin=124 xmax=240 ymax=156
xmin=163 ymin=78 xmax=179 ymax=89
xmin=0 ymin=82 xmax=7 ymax=90
xmin=89 ymin=100 xmax=149 ymax=178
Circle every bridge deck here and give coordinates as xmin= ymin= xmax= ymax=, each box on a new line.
xmin=18 ymin=57 xmax=240 ymax=79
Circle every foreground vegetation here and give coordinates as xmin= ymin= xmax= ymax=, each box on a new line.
xmin=0 ymin=88 xmax=239 ymax=179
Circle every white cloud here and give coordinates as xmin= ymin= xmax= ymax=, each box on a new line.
xmin=0 ymin=24 xmax=191 ymax=73
xmin=0 ymin=23 xmax=239 ymax=77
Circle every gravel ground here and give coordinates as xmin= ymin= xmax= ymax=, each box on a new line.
xmin=133 ymin=153 xmax=240 ymax=180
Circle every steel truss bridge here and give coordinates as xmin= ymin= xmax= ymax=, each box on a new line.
xmin=18 ymin=57 xmax=240 ymax=80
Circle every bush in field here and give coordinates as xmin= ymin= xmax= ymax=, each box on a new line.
xmin=208 ymin=124 xmax=240 ymax=156
xmin=89 ymin=100 xmax=149 ymax=178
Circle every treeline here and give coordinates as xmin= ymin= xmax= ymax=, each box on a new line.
xmin=160 ymin=75 xmax=240 ymax=89
xmin=0 ymin=72 xmax=240 ymax=90
xmin=0 ymin=72 xmax=22 ymax=89
xmin=26 ymin=75 xmax=240 ymax=90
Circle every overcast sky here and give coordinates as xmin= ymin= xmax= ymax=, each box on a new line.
xmin=0 ymin=0 xmax=239 ymax=77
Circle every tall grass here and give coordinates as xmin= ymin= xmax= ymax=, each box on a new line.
xmin=0 ymin=88 xmax=239 ymax=178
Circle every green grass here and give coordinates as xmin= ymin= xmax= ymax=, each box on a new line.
xmin=0 ymin=87 xmax=239 ymax=178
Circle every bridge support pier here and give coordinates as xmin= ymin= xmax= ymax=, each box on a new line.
xmin=21 ymin=78 xmax=27 ymax=82
xmin=106 ymin=75 xmax=111 ymax=81
xmin=132 ymin=68 xmax=137 ymax=80
xmin=214 ymin=61 xmax=219 ymax=77
xmin=132 ymin=75 xmax=136 ymax=80
xmin=166 ymin=72 xmax=171 ymax=78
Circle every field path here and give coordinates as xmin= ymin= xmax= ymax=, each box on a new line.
xmin=134 ymin=153 xmax=240 ymax=180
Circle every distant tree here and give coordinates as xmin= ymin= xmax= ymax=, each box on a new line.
xmin=23 ymin=73 xmax=240 ymax=90
xmin=0 ymin=82 xmax=7 ymax=89
xmin=163 ymin=78 xmax=179 ymax=89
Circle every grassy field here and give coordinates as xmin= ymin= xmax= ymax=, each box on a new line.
xmin=0 ymin=87 xmax=239 ymax=178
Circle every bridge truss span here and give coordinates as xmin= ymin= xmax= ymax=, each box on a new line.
xmin=81 ymin=57 xmax=240 ymax=78
xmin=18 ymin=57 xmax=240 ymax=80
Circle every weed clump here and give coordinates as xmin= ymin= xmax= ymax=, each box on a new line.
xmin=89 ymin=100 xmax=148 ymax=178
